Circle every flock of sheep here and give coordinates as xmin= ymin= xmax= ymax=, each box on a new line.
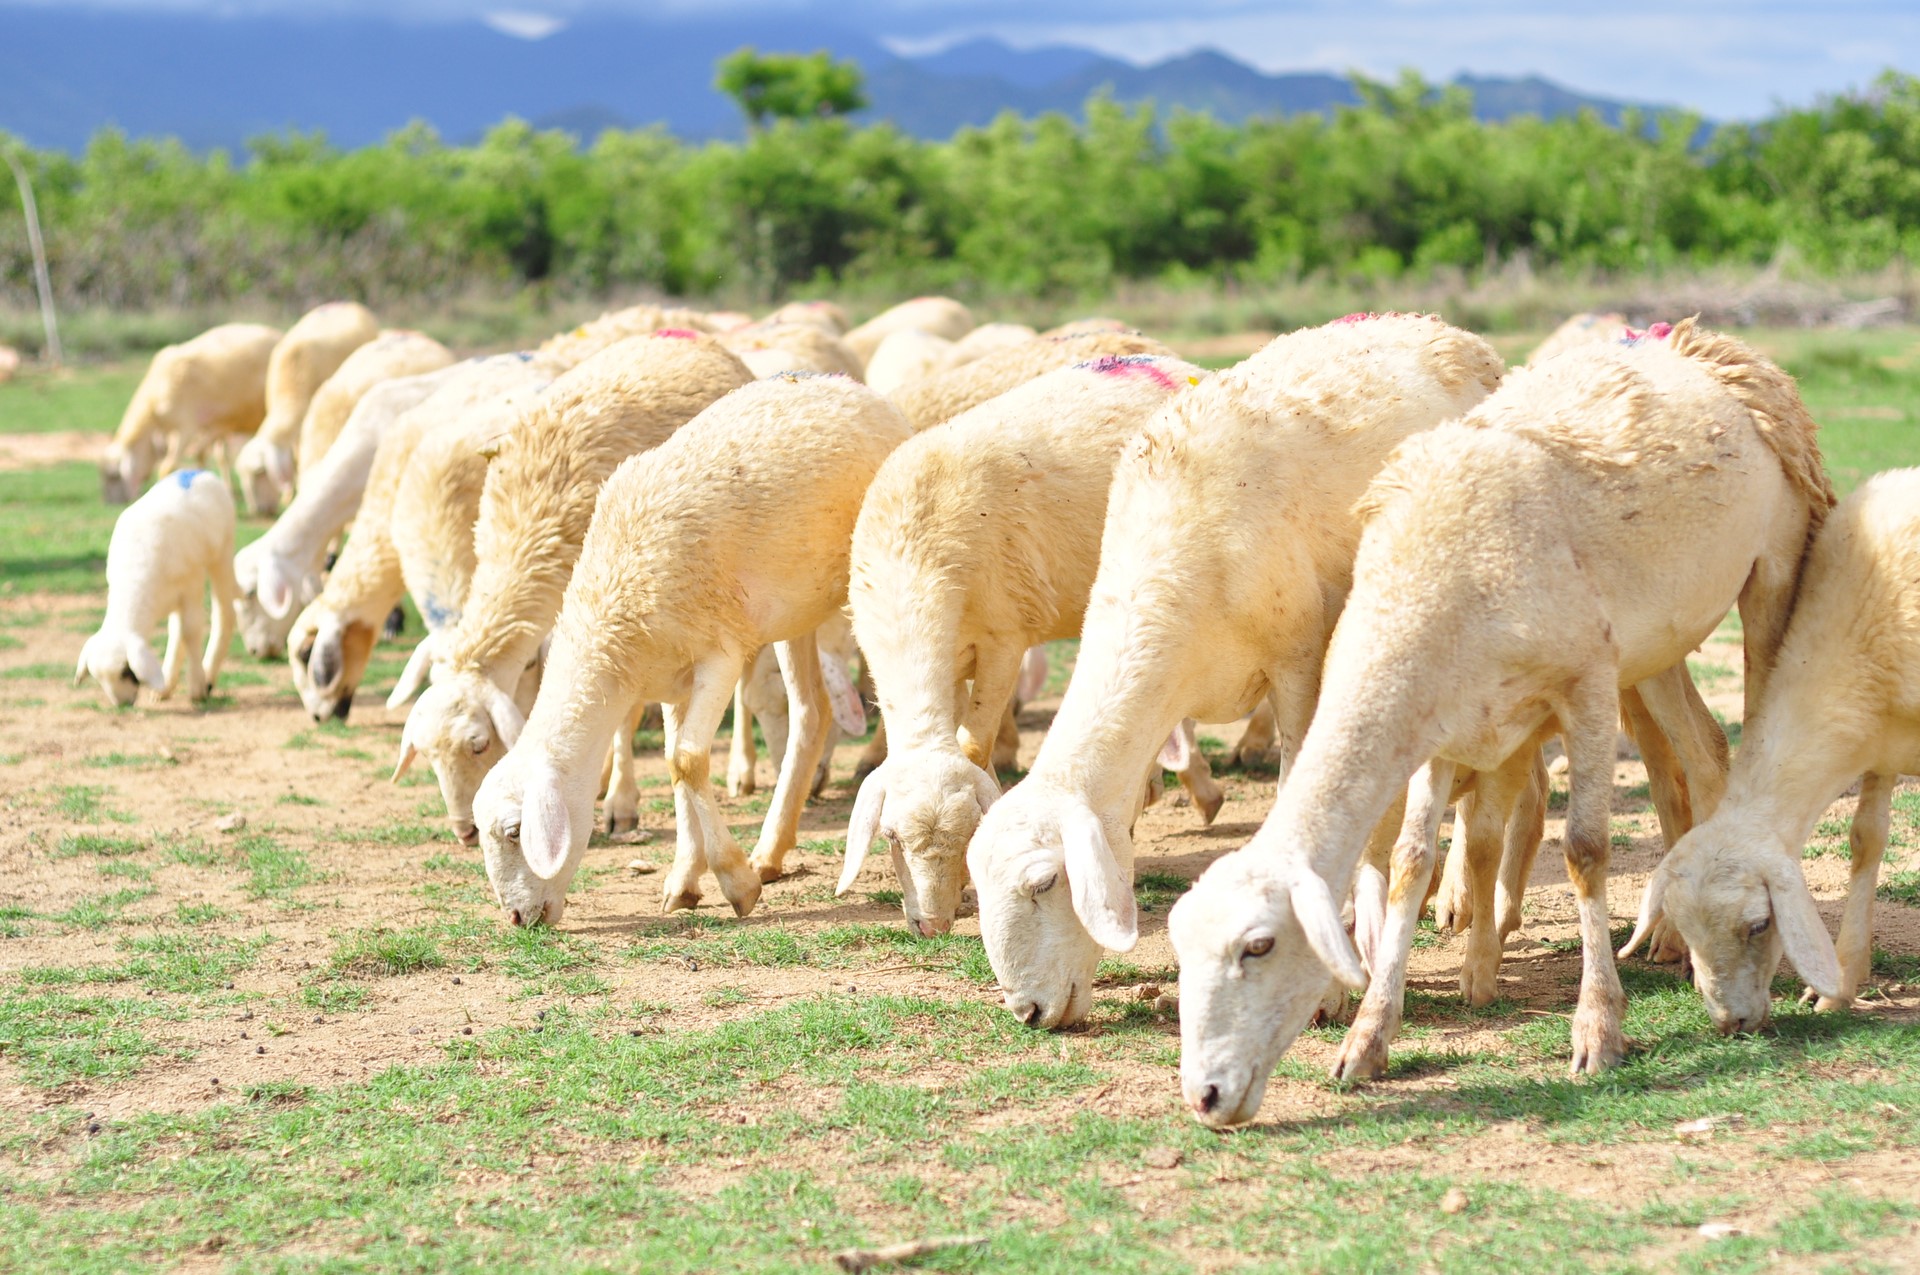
xmin=76 ymin=297 xmax=1918 ymax=1127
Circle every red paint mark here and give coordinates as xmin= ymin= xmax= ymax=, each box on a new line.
xmin=1331 ymin=310 xmax=1428 ymax=327
xmin=1620 ymin=321 xmax=1674 ymax=346
xmin=1079 ymin=354 xmax=1179 ymax=391
xmin=653 ymin=328 xmax=699 ymax=340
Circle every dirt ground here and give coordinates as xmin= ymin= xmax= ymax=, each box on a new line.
xmin=4 ymin=586 xmax=1916 ymax=1139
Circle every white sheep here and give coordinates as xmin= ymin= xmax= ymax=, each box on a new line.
xmin=233 ymin=363 xmax=468 ymax=659
xmin=101 ymin=323 xmax=281 ymax=504
xmin=717 ymin=321 xmax=864 ymax=380
xmin=534 ymin=305 xmax=724 ymax=370
xmin=842 ymin=353 xmax=1212 ymax=937
xmin=286 ymin=355 xmax=553 ymax=721
xmin=842 ymin=296 xmax=975 ymax=369
xmin=889 ymin=329 xmax=1172 ymax=431
xmin=293 ymin=330 xmax=455 ymax=479
xmin=235 ymin=302 xmax=380 ymax=516
xmin=944 ymin=323 xmax=1039 ymax=367
xmin=862 ymin=329 xmax=955 ymax=396
xmin=386 ymin=332 xmax=753 ymax=845
xmin=966 ymin=314 xmax=1505 ymax=1033
xmin=1168 ymin=319 xmax=1834 ymax=1125
xmin=764 ymin=299 xmax=851 ymax=335
xmin=1624 ymin=467 xmax=1920 ymax=1032
xmin=472 ymin=372 xmax=911 ymax=927
xmin=75 ymin=469 xmax=238 ymax=705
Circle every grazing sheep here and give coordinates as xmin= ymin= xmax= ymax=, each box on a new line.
xmin=293 ymin=331 xmax=455 ymax=479
xmin=967 ymin=314 xmax=1504 ymax=1033
xmin=1169 ymin=319 xmax=1834 ymax=1125
xmin=534 ymin=305 xmax=722 ymax=370
xmin=235 ymin=302 xmax=380 ymax=516
xmin=287 ymin=355 xmax=554 ymax=722
xmin=101 ymin=323 xmax=281 ymax=504
xmin=842 ymin=353 xmax=1209 ymax=937
xmin=843 ymin=296 xmax=975 ymax=368
xmin=890 ymin=330 xmax=1173 ymax=431
xmin=233 ymin=364 xmax=466 ymax=659
xmin=472 ymin=373 xmax=910 ymax=927
xmin=1625 ymin=467 xmax=1920 ymax=1031
xmin=718 ymin=321 xmax=863 ymax=380
xmin=1527 ymin=312 xmax=1629 ymax=365
xmin=862 ymin=329 xmax=955 ymax=396
xmin=765 ymin=299 xmax=851 ymax=335
xmin=75 ymin=469 xmax=238 ymax=705
xmin=387 ymin=332 xmax=753 ymax=845
xmin=943 ymin=322 xmax=1039 ymax=369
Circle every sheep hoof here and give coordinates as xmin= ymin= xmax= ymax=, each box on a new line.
xmin=603 ymin=805 xmax=639 ymax=837
xmin=1568 ymin=1008 xmax=1625 ymax=1076
xmin=752 ymin=859 xmax=785 ymax=885
xmin=661 ymin=885 xmax=702 ymax=914
xmin=727 ymin=765 xmax=755 ymax=798
xmin=1195 ymin=788 xmax=1225 ymax=826
xmin=1459 ymin=958 xmax=1501 ymax=1008
xmin=1329 ymin=1023 xmax=1390 ymax=1082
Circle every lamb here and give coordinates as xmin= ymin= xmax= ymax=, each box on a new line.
xmin=74 ymin=469 xmax=238 ymax=705
xmin=840 ymin=353 xmax=1212 ymax=937
xmin=1168 ymin=319 xmax=1834 ymax=1125
xmin=286 ymin=355 xmax=556 ymax=721
xmin=843 ymin=297 xmax=975 ymax=368
xmin=966 ymin=314 xmax=1504 ymax=1032
xmin=293 ymin=331 xmax=455 ymax=478
xmin=471 ymin=372 xmax=911 ymax=927
xmin=1624 ymin=467 xmax=1920 ymax=1032
xmin=890 ymin=330 xmax=1173 ymax=432
xmin=862 ymin=329 xmax=954 ymax=396
xmin=235 ymin=302 xmax=380 ymax=516
xmin=100 ymin=323 xmax=281 ymax=504
xmin=386 ymin=332 xmax=753 ymax=845
xmin=718 ymin=321 xmax=863 ymax=380
xmin=233 ymin=363 xmax=467 ymax=659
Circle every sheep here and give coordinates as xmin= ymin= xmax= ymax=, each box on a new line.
xmin=943 ymin=322 xmax=1039 ymax=369
xmin=235 ymin=302 xmax=380 ymax=516
xmin=843 ymin=296 xmax=975 ymax=368
xmin=1167 ymin=319 xmax=1834 ymax=1124
xmin=718 ymin=321 xmax=863 ymax=380
xmin=728 ymin=609 xmax=868 ymax=801
xmin=1527 ymin=312 xmax=1629 ymax=366
xmin=862 ymin=329 xmax=955 ymax=396
xmin=286 ymin=354 xmax=556 ymax=722
xmin=385 ymin=332 xmax=754 ymax=845
xmin=101 ymin=323 xmax=281 ymax=504
xmin=233 ymin=364 xmax=468 ymax=659
xmin=534 ymin=305 xmax=723 ymax=370
xmin=293 ymin=330 xmax=455 ymax=479
xmin=890 ymin=330 xmax=1173 ymax=432
xmin=1624 ymin=467 xmax=1920 ymax=1032
xmin=966 ymin=314 xmax=1504 ymax=1033
xmin=75 ymin=469 xmax=238 ymax=705
xmin=840 ymin=353 xmax=1216 ymax=937
xmin=471 ymin=372 xmax=911 ymax=927
xmin=765 ymin=299 xmax=851 ymax=335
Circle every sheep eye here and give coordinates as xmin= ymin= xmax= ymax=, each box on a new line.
xmin=502 ymin=819 xmax=521 ymax=843
xmin=1747 ymin=917 xmax=1772 ymax=939
xmin=1244 ymin=936 xmax=1275 ymax=958
xmin=468 ymin=736 xmax=489 ymax=756
xmin=1031 ymin=873 xmax=1059 ymax=897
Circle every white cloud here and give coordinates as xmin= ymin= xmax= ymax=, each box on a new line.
xmin=482 ymin=9 xmax=566 ymax=38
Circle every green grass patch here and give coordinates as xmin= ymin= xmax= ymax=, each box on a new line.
xmin=237 ymin=833 xmax=315 ymax=900
xmin=53 ymin=832 xmax=144 ymax=859
xmin=0 ymin=991 xmax=165 ymax=1087
xmin=49 ymin=784 xmax=136 ymax=823
xmin=328 ymin=926 xmax=448 ymax=978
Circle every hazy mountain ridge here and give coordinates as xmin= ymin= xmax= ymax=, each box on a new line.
xmin=0 ymin=8 xmax=1678 ymax=152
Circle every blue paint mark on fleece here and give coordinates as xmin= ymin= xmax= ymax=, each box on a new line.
xmin=172 ymin=469 xmax=206 ymax=489
xmin=421 ymin=595 xmax=455 ymax=630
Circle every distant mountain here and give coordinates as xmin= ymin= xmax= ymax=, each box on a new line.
xmin=0 ymin=9 xmax=1685 ymax=153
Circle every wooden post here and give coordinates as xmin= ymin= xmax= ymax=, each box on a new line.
xmin=3 ymin=147 xmax=63 ymax=368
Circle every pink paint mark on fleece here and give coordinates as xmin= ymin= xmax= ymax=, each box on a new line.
xmin=653 ymin=328 xmax=699 ymax=340
xmin=1078 ymin=354 xmax=1179 ymax=392
xmin=1331 ymin=310 xmax=1427 ymax=327
xmin=1619 ymin=321 xmax=1675 ymax=346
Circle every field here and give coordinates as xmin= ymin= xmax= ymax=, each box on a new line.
xmin=1 ymin=326 xmax=1918 ymax=1273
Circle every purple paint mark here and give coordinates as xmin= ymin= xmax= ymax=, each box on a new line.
xmin=1077 ymin=354 xmax=1180 ymax=392
xmin=653 ymin=328 xmax=699 ymax=340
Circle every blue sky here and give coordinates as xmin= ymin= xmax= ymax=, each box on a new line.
xmin=12 ymin=1 xmax=1917 ymax=118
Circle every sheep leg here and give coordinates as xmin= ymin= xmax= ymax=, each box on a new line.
xmin=992 ymin=698 xmax=1022 ymax=774
xmin=727 ymin=673 xmax=758 ymax=798
xmin=1631 ymin=665 xmax=1732 ymax=962
xmin=1736 ymin=541 xmax=1804 ymax=729
xmin=1494 ymin=749 xmax=1548 ymax=940
xmin=1332 ymin=758 xmax=1457 ymax=1082
xmin=1815 ymin=771 xmax=1890 ymax=1011
xmin=749 ymin=633 xmax=830 ymax=884
xmin=1563 ymin=678 xmax=1628 ymax=1076
xmin=661 ymin=658 xmax=760 ymax=917
xmin=1230 ymin=698 xmax=1278 ymax=768
xmin=176 ymin=596 xmax=211 ymax=702
xmin=204 ymin=528 xmax=238 ymax=692
xmin=602 ymin=698 xmax=645 ymax=836
xmin=852 ymin=660 xmax=886 ymax=780
xmin=158 ymin=610 xmax=187 ymax=700
xmin=1351 ymin=792 xmax=1407 ymax=979
xmin=1173 ymin=722 xmax=1227 ymax=826
xmin=1458 ymin=747 xmax=1535 ymax=1006
xmin=957 ymin=643 xmax=1023 ymax=775
xmin=1432 ymin=798 xmax=1471 ymax=933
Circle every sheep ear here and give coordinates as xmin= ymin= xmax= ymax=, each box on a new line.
xmin=1016 ymin=646 xmax=1048 ymax=702
xmin=816 ymin=647 xmax=866 ymax=735
xmin=969 ymin=761 xmax=1000 ymax=814
xmin=73 ymin=641 xmax=92 ymax=688
xmin=521 ymin=763 xmax=574 ymax=882
xmin=1290 ymin=870 xmax=1366 ymax=990
xmin=837 ymin=764 xmax=887 ymax=896
xmin=126 ymin=636 xmax=165 ymax=690
xmin=1767 ymin=860 xmax=1844 ymax=1002
xmin=1063 ymin=802 xmax=1136 ymax=952
xmin=1157 ymin=722 xmax=1192 ymax=772
xmin=483 ymin=682 xmax=526 ymax=750
xmin=1618 ymin=864 xmax=1671 ymax=959
xmin=391 ymin=734 xmax=419 ymax=783
xmin=266 ymin=447 xmax=295 ymax=489
xmin=259 ymin=561 xmax=295 ymax=619
xmin=386 ymin=635 xmax=437 ymax=709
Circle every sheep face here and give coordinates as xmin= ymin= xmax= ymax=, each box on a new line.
xmin=1637 ymin=819 xmax=1843 ymax=1035
xmin=846 ymin=754 xmax=995 ymax=936
xmin=74 ymin=631 xmax=163 ymax=707
xmin=475 ymin=746 xmax=590 ymax=928
xmin=967 ymin=791 xmax=1132 ymax=1031
xmin=1169 ymin=854 xmax=1366 ymax=1128
xmin=403 ymin=675 xmax=520 ymax=844
xmin=289 ymin=607 xmax=376 ymax=721
xmin=232 ymin=544 xmax=306 ymax=659
xmin=99 ymin=440 xmax=149 ymax=505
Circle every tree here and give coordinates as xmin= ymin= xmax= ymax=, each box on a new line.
xmin=716 ymin=47 xmax=868 ymax=133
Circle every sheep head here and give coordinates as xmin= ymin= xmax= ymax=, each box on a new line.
xmin=233 ymin=540 xmax=309 ymax=659
xmin=1622 ymin=812 xmax=1843 ymax=1034
xmin=967 ymin=786 xmax=1137 ymax=1032
xmin=288 ymin=603 xmax=376 ymax=722
xmin=395 ymin=667 xmax=526 ymax=845
xmin=1168 ymin=852 xmax=1365 ymax=1128
xmin=475 ymin=743 xmax=593 ymax=929
xmin=840 ymin=752 xmax=997 ymax=937
xmin=74 ymin=630 xmax=164 ymax=707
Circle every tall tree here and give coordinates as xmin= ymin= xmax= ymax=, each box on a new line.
xmin=716 ymin=47 xmax=868 ymax=133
